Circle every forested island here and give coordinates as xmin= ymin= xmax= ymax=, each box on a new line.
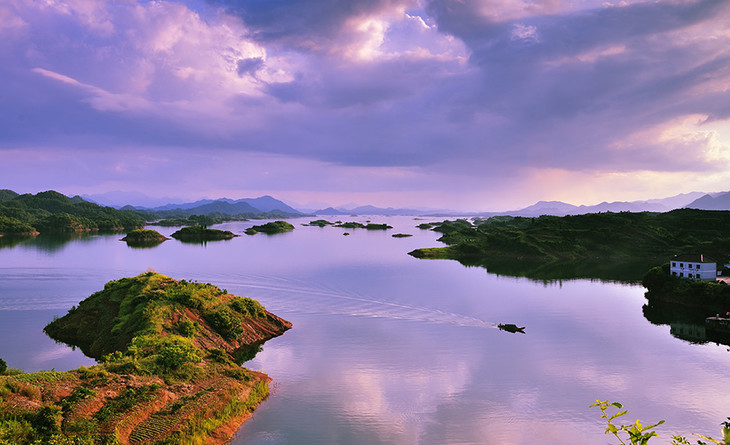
xmin=170 ymin=226 xmax=237 ymax=241
xmin=300 ymin=220 xmax=393 ymax=231
xmin=410 ymin=209 xmax=730 ymax=282
xmin=334 ymin=222 xmax=393 ymax=230
xmin=0 ymin=190 xmax=144 ymax=236
xmin=121 ymin=229 xmax=169 ymax=246
xmin=244 ymin=221 xmax=294 ymax=235
xmin=0 ymin=272 xmax=291 ymax=444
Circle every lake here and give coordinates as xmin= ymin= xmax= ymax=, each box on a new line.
xmin=1 ymin=216 xmax=728 ymax=444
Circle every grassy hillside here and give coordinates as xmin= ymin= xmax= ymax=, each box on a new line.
xmin=1 ymin=272 xmax=291 ymax=444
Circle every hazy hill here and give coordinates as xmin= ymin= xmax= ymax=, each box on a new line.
xmin=313 ymin=204 xmax=453 ymax=216
xmin=490 ymin=192 xmax=706 ymax=217
xmin=145 ymin=196 xmax=301 ymax=216
xmin=686 ymin=191 xmax=730 ymax=210
xmin=238 ymin=196 xmax=301 ymax=213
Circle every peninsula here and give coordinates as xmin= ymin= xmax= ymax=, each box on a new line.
xmin=409 ymin=209 xmax=730 ymax=282
xmin=0 ymin=272 xmax=291 ymax=444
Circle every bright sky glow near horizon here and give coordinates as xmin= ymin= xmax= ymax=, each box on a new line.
xmin=1 ymin=0 xmax=730 ymax=211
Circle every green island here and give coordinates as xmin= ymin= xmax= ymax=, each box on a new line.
xmin=302 ymin=219 xmax=334 ymax=227
xmin=149 ymin=215 xmax=244 ymax=228
xmin=0 ymin=190 xmax=145 ymax=236
xmin=170 ymin=226 xmax=237 ymax=241
xmin=409 ymin=209 xmax=730 ymax=282
xmin=334 ymin=222 xmax=393 ymax=230
xmin=121 ymin=229 xmax=169 ymax=247
xmin=0 ymin=272 xmax=291 ymax=444
xmin=244 ymin=221 xmax=294 ymax=235
xmin=391 ymin=233 xmax=412 ymax=238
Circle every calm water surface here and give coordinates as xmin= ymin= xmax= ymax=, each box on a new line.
xmin=1 ymin=216 xmax=728 ymax=444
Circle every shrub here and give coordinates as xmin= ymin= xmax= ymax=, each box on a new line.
xmin=230 ymin=297 xmax=265 ymax=318
xmin=175 ymin=319 xmax=199 ymax=337
xmin=156 ymin=341 xmax=202 ymax=371
xmin=0 ymin=358 xmax=6 ymax=374
xmin=206 ymin=348 xmax=230 ymax=364
xmin=19 ymin=384 xmax=41 ymax=400
xmin=205 ymin=308 xmax=244 ymax=340
xmin=35 ymin=405 xmax=63 ymax=438
xmin=0 ymin=418 xmax=34 ymax=443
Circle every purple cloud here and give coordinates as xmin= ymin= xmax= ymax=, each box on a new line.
xmin=1 ymin=0 xmax=729 ymax=210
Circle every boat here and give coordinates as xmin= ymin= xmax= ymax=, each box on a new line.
xmin=497 ymin=323 xmax=525 ymax=333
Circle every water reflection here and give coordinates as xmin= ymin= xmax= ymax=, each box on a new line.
xmin=0 ymin=235 xmax=35 ymax=249
xmin=123 ymin=240 xmax=167 ymax=249
xmin=0 ymin=231 xmax=124 ymax=252
xmin=174 ymin=238 xmax=236 ymax=246
xmin=643 ymin=299 xmax=730 ymax=347
xmin=2 ymin=216 xmax=729 ymax=444
xmin=449 ymin=256 xmax=660 ymax=284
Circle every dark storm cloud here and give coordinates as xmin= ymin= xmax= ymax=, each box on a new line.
xmin=208 ymin=0 xmax=411 ymax=49
xmin=410 ymin=0 xmax=730 ymax=172
xmin=236 ymin=57 xmax=265 ymax=76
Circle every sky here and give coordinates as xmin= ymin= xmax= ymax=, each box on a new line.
xmin=1 ymin=0 xmax=730 ymax=211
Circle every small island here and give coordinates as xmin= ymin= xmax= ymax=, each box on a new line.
xmin=170 ymin=226 xmax=237 ymax=241
xmin=121 ymin=229 xmax=169 ymax=246
xmin=392 ymin=233 xmax=412 ymax=238
xmin=244 ymin=221 xmax=294 ymax=235
xmin=302 ymin=219 xmax=333 ymax=227
xmin=0 ymin=272 xmax=291 ymax=444
xmin=333 ymin=222 xmax=393 ymax=230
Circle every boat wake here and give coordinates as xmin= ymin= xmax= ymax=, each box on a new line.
xmin=207 ymin=273 xmax=494 ymax=329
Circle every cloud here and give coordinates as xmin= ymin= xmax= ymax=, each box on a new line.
xmin=2 ymin=0 xmax=730 ymax=209
xmin=237 ymin=57 xmax=265 ymax=77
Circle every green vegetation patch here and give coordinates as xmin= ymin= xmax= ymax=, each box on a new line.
xmin=245 ymin=220 xmax=295 ymax=235
xmin=121 ymin=229 xmax=168 ymax=245
xmin=643 ymin=264 xmax=730 ymax=313
xmin=0 ymin=190 xmax=145 ymax=235
xmin=1 ymin=273 xmax=291 ymax=444
xmin=303 ymin=219 xmax=333 ymax=227
xmin=410 ymin=210 xmax=730 ymax=282
xmin=43 ymin=272 xmax=277 ymax=360
xmin=334 ymin=221 xmax=393 ymax=230
xmin=171 ymin=225 xmax=237 ymax=240
xmin=334 ymin=221 xmax=365 ymax=229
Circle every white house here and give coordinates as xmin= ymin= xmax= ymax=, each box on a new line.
xmin=670 ymin=254 xmax=717 ymax=281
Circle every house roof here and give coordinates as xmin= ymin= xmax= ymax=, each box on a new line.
xmin=671 ymin=254 xmax=716 ymax=263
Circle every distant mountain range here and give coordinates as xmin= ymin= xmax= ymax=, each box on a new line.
xmin=314 ymin=205 xmax=452 ymax=216
xmin=684 ymin=191 xmax=730 ymax=210
xmin=311 ymin=192 xmax=708 ymax=217
xmin=82 ymin=190 xmax=730 ymax=218
xmin=487 ymin=192 xmax=707 ymax=217
xmin=115 ymin=196 xmax=303 ymax=218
